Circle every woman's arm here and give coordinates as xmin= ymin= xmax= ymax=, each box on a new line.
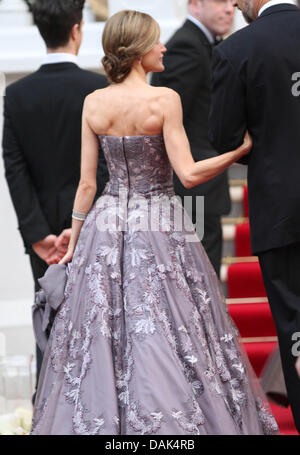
xmin=161 ymin=89 xmax=251 ymax=189
xmin=59 ymin=96 xmax=99 ymax=264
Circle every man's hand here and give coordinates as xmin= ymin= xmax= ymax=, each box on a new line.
xmin=32 ymin=230 xmax=72 ymax=265
xmin=32 ymin=235 xmax=58 ymax=264
xmin=53 ymin=229 xmax=72 ymax=264
xmin=55 ymin=229 xmax=72 ymax=255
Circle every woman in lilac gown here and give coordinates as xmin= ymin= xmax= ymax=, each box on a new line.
xmin=30 ymin=10 xmax=279 ymax=435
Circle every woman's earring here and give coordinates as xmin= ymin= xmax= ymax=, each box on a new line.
xmin=139 ymin=57 xmax=143 ymax=65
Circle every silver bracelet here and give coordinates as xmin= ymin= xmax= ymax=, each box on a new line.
xmin=72 ymin=210 xmax=88 ymax=221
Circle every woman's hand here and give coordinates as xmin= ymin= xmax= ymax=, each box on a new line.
xmin=59 ymin=247 xmax=75 ymax=265
xmin=238 ymin=131 xmax=252 ymax=157
xmin=55 ymin=229 xmax=72 ymax=254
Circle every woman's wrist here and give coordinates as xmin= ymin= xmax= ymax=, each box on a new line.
xmin=235 ymin=143 xmax=249 ymax=160
xmin=72 ymin=210 xmax=88 ymax=221
xmin=68 ymin=242 xmax=76 ymax=253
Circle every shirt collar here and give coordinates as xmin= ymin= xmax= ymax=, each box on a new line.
xmin=258 ymin=0 xmax=295 ymax=16
xmin=43 ymin=53 xmax=79 ymax=65
xmin=187 ymin=15 xmax=215 ymax=45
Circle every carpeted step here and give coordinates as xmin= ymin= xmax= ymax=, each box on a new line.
xmin=243 ymin=341 xmax=277 ymax=377
xmin=235 ymin=222 xmax=252 ymax=257
xmin=269 ymin=402 xmax=298 ymax=435
xmin=222 ymin=180 xmax=297 ymax=434
xmin=227 ymin=262 xmax=266 ymax=298
xmin=228 ymin=302 xmax=276 ymax=337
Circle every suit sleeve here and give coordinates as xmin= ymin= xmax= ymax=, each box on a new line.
xmin=2 ymin=90 xmax=52 ymax=251
xmin=151 ymin=42 xmax=203 ymax=117
xmin=208 ymin=46 xmax=249 ymax=164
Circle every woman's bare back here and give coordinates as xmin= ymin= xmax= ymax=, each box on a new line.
xmin=86 ymin=83 xmax=170 ymax=137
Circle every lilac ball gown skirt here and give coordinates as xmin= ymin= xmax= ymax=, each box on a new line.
xmin=30 ymin=134 xmax=278 ymax=435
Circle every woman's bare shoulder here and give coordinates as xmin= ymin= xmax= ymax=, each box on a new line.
xmin=150 ymin=86 xmax=180 ymax=104
xmin=85 ymin=86 xmax=112 ymax=102
xmin=153 ymin=87 xmax=181 ymax=112
xmin=83 ymin=87 xmax=115 ymax=115
xmin=149 ymin=85 xmax=178 ymax=97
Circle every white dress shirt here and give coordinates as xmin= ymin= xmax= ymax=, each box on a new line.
xmin=258 ymin=0 xmax=295 ymax=16
xmin=187 ymin=15 xmax=215 ymax=45
xmin=42 ymin=52 xmax=79 ymax=65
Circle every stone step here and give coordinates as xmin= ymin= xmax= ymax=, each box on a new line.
xmin=225 ymin=184 xmax=246 ymax=218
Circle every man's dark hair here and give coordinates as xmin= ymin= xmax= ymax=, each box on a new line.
xmin=32 ymin=0 xmax=85 ymax=49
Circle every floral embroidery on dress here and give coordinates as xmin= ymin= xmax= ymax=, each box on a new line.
xmin=30 ymin=135 xmax=278 ymax=435
xmin=172 ymin=398 xmax=205 ymax=434
xmin=256 ymin=398 xmax=279 ymax=435
xmin=126 ymin=402 xmax=164 ymax=435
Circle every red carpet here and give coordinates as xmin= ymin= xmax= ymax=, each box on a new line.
xmin=243 ymin=341 xmax=277 ymax=376
xmin=269 ymin=403 xmax=298 ymax=435
xmin=228 ymin=302 xmax=276 ymax=337
xmin=235 ymin=222 xmax=252 ymax=257
xmin=226 ymin=192 xmax=297 ymax=434
xmin=227 ymin=262 xmax=266 ymax=298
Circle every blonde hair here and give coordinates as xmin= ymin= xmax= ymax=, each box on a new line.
xmin=102 ymin=10 xmax=160 ymax=84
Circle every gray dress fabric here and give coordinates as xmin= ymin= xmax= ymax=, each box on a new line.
xmin=30 ymin=134 xmax=279 ymax=435
xmin=32 ymin=264 xmax=68 ymax=353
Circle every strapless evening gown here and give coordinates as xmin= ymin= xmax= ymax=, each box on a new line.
xmin=30 ymin=134 xmax=278 ymax=435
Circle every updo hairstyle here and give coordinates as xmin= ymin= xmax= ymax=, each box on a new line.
xmin=102 ymin=10 xmax=160 ymax=84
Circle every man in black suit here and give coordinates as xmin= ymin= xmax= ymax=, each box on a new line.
xmin=151 ymin=0 xmax=234 ymax=276
xmin=209 ymin=0 xmax=300 ymax=432
xmin=2 ymin=0 xmax=109 ymax=403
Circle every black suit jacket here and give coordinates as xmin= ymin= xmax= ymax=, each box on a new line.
xmin=2 ymin=62 xmax=109 ymax=254
xmin=151 ymin=19 xmax=230 ymax=216
xmin=209 ymin=4 xmax=300 ymax=254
